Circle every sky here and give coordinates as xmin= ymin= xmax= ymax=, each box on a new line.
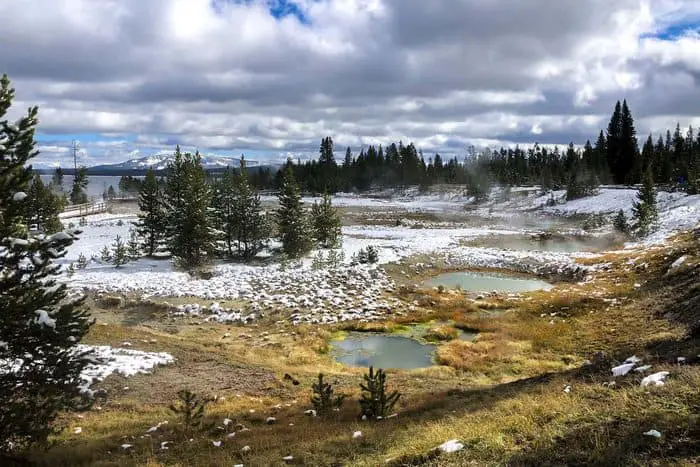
xmin=1 ymin=0 xmax=700 ymax=167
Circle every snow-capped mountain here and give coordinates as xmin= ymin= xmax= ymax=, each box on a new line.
xmin=90 ymin=151 xmax=258 ymax=172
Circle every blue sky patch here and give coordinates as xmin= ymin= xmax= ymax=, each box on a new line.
xmin=642 ymin=19 xmax=700 ymax=40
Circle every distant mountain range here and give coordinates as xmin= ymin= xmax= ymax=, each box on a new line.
xmin=34 ymin=152 xmax=280 ymax=175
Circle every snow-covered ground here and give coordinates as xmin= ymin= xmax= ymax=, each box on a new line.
xmin=59 ymin=186 xmax=700 ymax=323
xmin=79 ymin=345 xmax=174 ymax=394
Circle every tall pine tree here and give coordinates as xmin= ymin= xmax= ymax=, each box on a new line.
xmin=135 ymin=168 xmax=166 ymax=257
xmin=234 ymin=158 xmax=268 ymax=261
xmin=276 ymin=164 xmax=312 ymax=258
xmin=311 ymin=193 xmax=342 ymax=248
xmin=25 ymin=173 xmax=65 ymax=234
xmin=164 ymin=149 xmax=215 ymax=269
xmin=0 ymin=74 xmax=93 ymax=454
xmin=632 ymin=168 xmax=658 ymax=237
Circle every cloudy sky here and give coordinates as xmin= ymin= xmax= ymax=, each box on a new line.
xmin=2 ymin=0 xmax=700 ymax=167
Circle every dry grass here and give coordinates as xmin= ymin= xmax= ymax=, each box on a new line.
xmin=29 ymin=233 xmax=700 ymax=466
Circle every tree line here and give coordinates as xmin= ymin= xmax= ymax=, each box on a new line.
xmin=250 ymin=100 xmax=699 ymax=196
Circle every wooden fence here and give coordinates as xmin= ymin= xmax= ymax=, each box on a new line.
xmin=60 ymin=202 xmax=109 ymax=218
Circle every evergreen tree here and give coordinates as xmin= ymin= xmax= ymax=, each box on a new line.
xmin=632 ymin=168 xmax=658 ymax=237
xmin=606 ymin=101 xmax=623 ymax=183
xmin=127 ymin=229 xmax=141 ymax=259
xmin=111 ymin=235 xmax=129 ymax=268
xmin=106 ymin=185 xmax=116 ymax=200
xmin=164 ymin=149 xmax=215 ymax=269
xmin=276 ymin=164 xmax=312 ymax=258
xmin=0 ymin=74 xmax=93 ymax=453
xmin=233 ymin=158 xmax=268 ymax=260
xmin=69 ymin=167 xmax=88 ymax=205
xmin=359 ymin=366 xmax=401 ymax=420
xmin=99 ymin=245 xmax=111 ymax=263
xmin=619 ymin=100 xmax=640 ymax=184
xmin=613 ymin=209 xmax=630 ymax=234
xmin=135 ymin=168 xmax=166 ymax=257
xmin=310 ymin=373 xmax=345 ymax=416
xmin=212 ymin=167 xmax=238 ymax=258
xmin=51 ymin=166 xmax=64 ymax=189
xmin=311 ymin=193 xmax=342 ymax=248
xmin=25 ymin=173 xmax=64 ymax=233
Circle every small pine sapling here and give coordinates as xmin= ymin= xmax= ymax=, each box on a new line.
xmin=76 ymin=252 xmax=88 ymax=269
xmin=127 ymin=229 xmax=141 ymax=259
xmin=78 ymin=216 xmax=87 ymax=227
xmin=66 ymin=263 xmax=76 ymax=277
xmin=613 ymin=209 xmax=630 ymax=234
xmin=311 ymin=373 xmax=345 ymax=416
xmin=111 ymin=235 xmax=129 ymax=268
xmin=311 ymin=251 xmax=325 ymax=270
xmin=359 ymin=366 xmax=400 ymax=420
xmin=99 ymin=245 xmax=111 ymax=263
xmin=366 ymin=245 xmax=379 ymax=264
xmin=169 ymin=389 xmax=207 ymax=429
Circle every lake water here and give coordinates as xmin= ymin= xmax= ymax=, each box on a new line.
xmin=331 ymin=333 xmax=436 ymax=369
xmin=423 ymin=271 xmax=553 ymax=293
xmin=39 ymin=175 xmax=135 ymax=201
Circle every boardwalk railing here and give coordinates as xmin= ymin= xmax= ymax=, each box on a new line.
xmin=60 ymin=202 xmax=109 ymax=218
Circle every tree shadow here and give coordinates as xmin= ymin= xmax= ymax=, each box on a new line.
xmin=507 ymin=410 xmax=700 ymax=466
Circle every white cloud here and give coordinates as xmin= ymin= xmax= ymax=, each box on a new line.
xmin=0 ymin=0 xmax=698 ymax=165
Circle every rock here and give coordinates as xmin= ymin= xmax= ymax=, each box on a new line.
xmin=266 ymin=417 xmax=276 ymax=425
xmin=241 ymin=445 xmax=251 ymax=453
xmin=643 ymin=429 xmax=661 ymax=438
xmin=353 ymin=431 xmax=362 ymax=439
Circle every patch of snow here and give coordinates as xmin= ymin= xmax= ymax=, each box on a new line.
xmin=78 ymin=345 xmax=174 ymax=393
xmin=670 ymin=255 xmax=687 ymax=270
xmin=438 ymin=439 xmax=464 ymax=453
xmin=13 ymin=192 xmax=27 ymax=201
xmin=353 ymin=431 xmax=362 ymax=439
xmin=641 ymin=371 xmax=670 ymax=387
xmin=643 ymin=429 xmax=662 ymax=438
xmin=612 ymin=362 xmax=636 ymax=377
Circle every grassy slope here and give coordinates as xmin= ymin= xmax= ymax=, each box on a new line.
xmin=33 ymin=233 xmax=700 ymax=466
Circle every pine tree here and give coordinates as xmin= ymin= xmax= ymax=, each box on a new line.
xmin=234 ymin=158 xmax=268 ymax=260
xmin=135 ymin=168 xmax=166 ymax=257
xmin=619 ymin=100 xmax=640 ymax=184
xmin=310 ymin=373 xmax=345 ymax=416
xmin=111 ymin=235 xmax=129 ymax=268
xmin=606 ymin=101 xmax=622 ymax=183
xmin=51 ymin=166 xmax=64 ymax=191
xmin=613 ymin=209 xmax=630 ymax=234
xmin=99 ymin=244 xmax=111 ymax=263
xmin=0 ymin=74 xmax=93 ymax=453
xmin=24 ymin=173 xmax=65 ymax=233
xmin=164 ymin=150 xmax=215 ymax=269
xmin=212 ymin=167 xmax=238 ymax=258
xmin=632 ymin=168 xmax=658 ymax=237
xmin=311 ymin=193 xmax=342 ymax=248
xmin=69 ymin=167 xmax=89 ymax=205
xmin=77 ymin=252 xmax=88 ymax=269
xmin=276 ymin=164 xmax=312 ymax=258
xmin=169 ymin=389 xmax=207 ymax=429
xmin=359 ymin=366 xmax=400 ymax=420
xmin=127 ymin=229 xmax=140 ymax=259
